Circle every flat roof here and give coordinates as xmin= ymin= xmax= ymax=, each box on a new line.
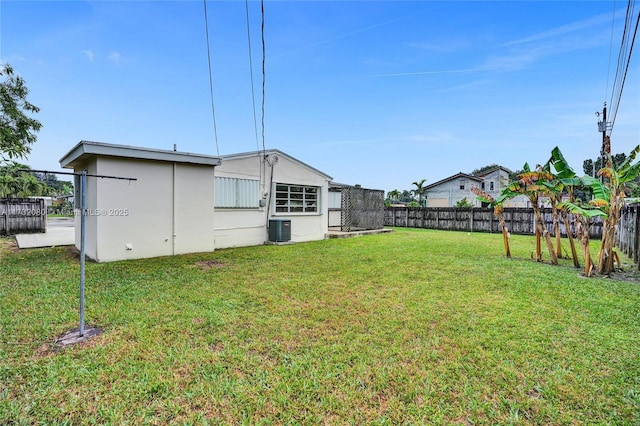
xmin=60 ymin=140 xmax=222 ymax=169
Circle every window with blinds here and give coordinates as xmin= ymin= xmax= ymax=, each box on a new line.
xmin=215 ymin=177 xmax=260 ymax=208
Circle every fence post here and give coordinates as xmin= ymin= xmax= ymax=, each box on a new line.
xmin=635 ymin=205 xmax=640 ymax=265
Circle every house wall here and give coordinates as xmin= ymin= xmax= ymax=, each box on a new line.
xmin=479 ymin=169 xmax=510 ymax=198
xmin=74 ymin=156 xmax=215 ymax=262
xmin=425 ymin=177 xmax=481 ymax=208
xmin=215 ymin=153 xmax=330 ymax=248
xmin=479 ymin=169 xmax=530 ymax=207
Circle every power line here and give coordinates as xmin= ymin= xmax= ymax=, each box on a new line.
xmin=608 ymin=0 xmax=639 ymax=135
xmin=261 ymin=0 xmax=266 ymax=154
xmin=604 ymin=0 xmax=618 ymax=102
xmin=245 ymin=0 xmax=260 ymax=155
xmin=203 ymin=0 xmax=220 ymax=157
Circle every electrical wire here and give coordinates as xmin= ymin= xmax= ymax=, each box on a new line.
xmin=608 ymin=0 xmax=638 ymax=136
xmin=261 ymin=0 xmax=266 ymax=155
xmin=244 ymin=0 xmax=264 ymax=187
xmin=245 ymin=0 xmax=261 ymax=160
xmin=203 ymin=0 xmax=220 ymax=156
xmin=604 ymin=0 xmax=618 ymax=103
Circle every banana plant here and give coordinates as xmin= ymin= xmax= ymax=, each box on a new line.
xmin=499 ymin=163 xmax=558 ymax=265
xmin=547 ymin=146 xmax=582 ymax=268
xmin=592 ymin=146 xmax=640 ymax=275
xmin=471 ymin=187 xmax=511 ymax=257
xmin=557 ymin=195 xmax=605 ymax=277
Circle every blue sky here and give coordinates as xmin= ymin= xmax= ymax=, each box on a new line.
xmin=1 ymin=1 xmax=638 ymax=193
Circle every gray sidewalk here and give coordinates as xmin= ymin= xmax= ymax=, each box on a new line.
xmin=15 ymin=217 xmax=75 ymax=249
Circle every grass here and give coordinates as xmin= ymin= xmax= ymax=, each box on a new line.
xmin=1 ymin=228 xmax=639 ymax=424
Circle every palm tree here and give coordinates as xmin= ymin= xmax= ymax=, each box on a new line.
xmin=411 ymin=179 xmax=427 ymax=207
xmin=0 ymin=174 xmax=17 ymax=197
xmin=15 ymin=174 xmax=45 ymax=198
xmin=387 ymin=189 xmax=401 ymax=202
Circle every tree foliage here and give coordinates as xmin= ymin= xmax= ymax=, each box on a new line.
xmin=0 ymin=64 xmax=42 ymax=162
xmin=0 ymin=163 xmax=72 ymax=198
xmin=411 ymin=179 xmax=427 ymax=207
xmin=583 ymin=153 xmax=628 ymax=177
xmin=453 ymin=197 xmax=473 ymax=208
xmin=470 ymin=164 xmax=501 ymax=176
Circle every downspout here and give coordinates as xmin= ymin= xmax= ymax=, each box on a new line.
xmin=172 ymin=162 xmax=176 ymax=255
xmin=265 ymin=154 xmax=276 ymax=233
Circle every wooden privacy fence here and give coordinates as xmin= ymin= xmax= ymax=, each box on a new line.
xmin=616 ymin=203 xmax=640 ymax=266
xmin=384 ymin=207 xmax=604 ymax=239
xmin=0 ymin=198 xmax=46 ymax=235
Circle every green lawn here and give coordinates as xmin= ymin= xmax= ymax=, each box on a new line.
xmin=1 ymin=228 xmax=639 ymax=424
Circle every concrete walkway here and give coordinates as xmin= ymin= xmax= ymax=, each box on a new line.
xmin=326 ymin=227 xmax=393 ymax=239
xmin=15 ymin=218 xmax=75 ymax=249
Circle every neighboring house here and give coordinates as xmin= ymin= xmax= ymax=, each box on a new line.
xmin=424 ymin=166 xmax=529 ymax=208
xmin=60 ymin=141 xmax=221 ymax=262
xmin=213 ymin=149 xmax=332 ymax=249
xmin=423 ymin=172 xmax=484 ymax=207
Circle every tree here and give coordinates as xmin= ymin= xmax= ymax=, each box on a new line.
xmin=411 ymin=179 xmax=427 ymax=207
xmin=0 ymin=162 xmax=51 ymax=198
xmin=583 ymin=154 xmax=627 ymax=176
xmin=548 ymin=147 xmax=583 ymax=269
xmin=1 ymin=64 xmax=42 ymax=162
xmin=400 ymin=190 xmax=414 ymax=203
xmin=500 ymin=164 xmax=558 ymax=265
xmin=558 ymin=186 xmax=605 ymax=277
xmin=387 ymin=189 xmax=401 ymax=202
xmin=454 ymin=197 xmax=473 ymax=208
xmin=470 ymin=164 xmax=501 ymax=176
xmin=592 ymin=147 xmax=640 ymax=275
xmin=471 ymin=187 xmax=511 ymax=257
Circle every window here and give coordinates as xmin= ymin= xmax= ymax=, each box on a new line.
xmin=275 ymin=184 xmax=318 ymax=213
xmin=481 ymin=182 xmax=485 ymax=190
xmin=215 ymin=177 xmax=260 ymax=208
xmin=328 ymin=190 xmax=342 ymax=209
xmin=459 ymin=179 xmax=465 ymax=190
xmin=490 ymin=181 xmax=494 ymax=191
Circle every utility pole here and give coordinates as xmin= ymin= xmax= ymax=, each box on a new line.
xmin=597 ymin=102 xmax=612 ymax=169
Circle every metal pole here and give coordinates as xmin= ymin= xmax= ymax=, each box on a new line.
xmin=79 ymin=170 xmax=86 ymax=337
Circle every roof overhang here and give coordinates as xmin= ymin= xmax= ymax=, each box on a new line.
xmin=60 ymin=140 xmax=222 ymax=169
xmin=221 ymin=149 xmax=333 ymax=181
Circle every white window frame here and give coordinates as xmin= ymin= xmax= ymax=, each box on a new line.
xmin=274 ymin=183 xmax=319 ymax=214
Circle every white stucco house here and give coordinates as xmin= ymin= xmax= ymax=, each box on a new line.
xmin=214 ymin=149 xmax=332 ymax=249
xmin=60 ymin=141 xmax=221 ymax=262
xmin=59 ymin=142 xmax=334 ymax=262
